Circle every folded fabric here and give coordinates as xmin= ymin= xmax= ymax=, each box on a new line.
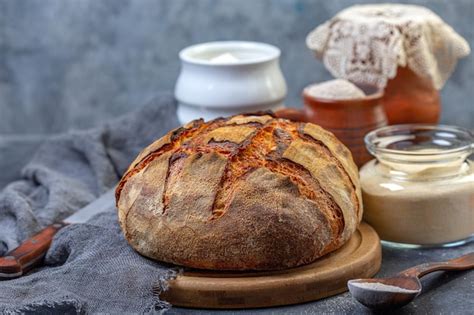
xmin=0 ymin=94 xmax=180 ymax=313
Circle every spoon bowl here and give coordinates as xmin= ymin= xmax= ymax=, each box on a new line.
xmin=348 ymin=277 xmax=421 ymax=310
xmin=348 ymin=252 xmax=474 ymax=310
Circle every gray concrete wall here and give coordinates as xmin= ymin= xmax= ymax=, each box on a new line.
xmin=0 ymin=0 xmax=473 ymax=135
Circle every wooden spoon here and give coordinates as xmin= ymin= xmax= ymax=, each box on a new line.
xmin=348 ymin=252 xmax=474 ymax=310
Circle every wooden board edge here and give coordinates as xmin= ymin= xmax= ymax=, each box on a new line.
xmin=162 ymin=222 xmax=382 ymax=309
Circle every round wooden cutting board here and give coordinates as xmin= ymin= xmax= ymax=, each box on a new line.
xmin=161 ymin=222 xmax=381 ymax=309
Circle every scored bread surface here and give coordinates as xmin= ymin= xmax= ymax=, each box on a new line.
xmin=116 ymin=113 xmax=362 ymax=270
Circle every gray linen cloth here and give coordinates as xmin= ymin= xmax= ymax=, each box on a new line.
xmin=0 ymin=94 xmax=180 ymax=314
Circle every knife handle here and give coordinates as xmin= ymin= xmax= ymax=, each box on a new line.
xmin=0 ymin=223 xmax=66 ymax=280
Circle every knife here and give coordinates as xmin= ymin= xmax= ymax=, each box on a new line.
xmin=0 ymin=188 xmax=116 ymax=280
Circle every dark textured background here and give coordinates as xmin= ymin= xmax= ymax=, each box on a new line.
xmin=0 ymin=0 xmax=472 ymax=135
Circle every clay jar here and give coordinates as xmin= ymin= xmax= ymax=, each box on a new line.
xmin=383 ymin=67 xmax=441 ymax=124
xmin=276 ymin=85 xmax=387 ymax=167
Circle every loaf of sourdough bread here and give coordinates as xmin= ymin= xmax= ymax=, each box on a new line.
xmin=116 ymin=113 xmax=362 ymax=270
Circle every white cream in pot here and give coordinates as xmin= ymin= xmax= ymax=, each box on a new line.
xmin=209 ymin=52 xmax=240 ymax=64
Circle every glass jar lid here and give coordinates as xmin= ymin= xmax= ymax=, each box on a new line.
xmin=366 ymin=124 xmax=473 ymax=156
xmin=365 ymin=124 xmax=474 ymax=178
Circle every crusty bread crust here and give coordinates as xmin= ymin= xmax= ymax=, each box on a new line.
xmin=116 ymin=113 xmax=362 ymax=270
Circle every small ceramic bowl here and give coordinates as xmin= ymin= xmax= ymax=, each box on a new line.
xmin=175 ymin=41 xmax=287 ymax=124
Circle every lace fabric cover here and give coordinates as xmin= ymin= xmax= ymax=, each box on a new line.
xmin=306 ymin=4 xmax=470 ymax=89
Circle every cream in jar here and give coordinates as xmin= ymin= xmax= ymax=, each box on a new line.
xmin=360 ymin=125 xmax=474 ymax=247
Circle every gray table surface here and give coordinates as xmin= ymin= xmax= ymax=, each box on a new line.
xmin=1 ymin=135 xmax=473 ymax=315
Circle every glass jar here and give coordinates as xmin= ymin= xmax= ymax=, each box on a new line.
xmin=360 ymin=124 xmax=474 ymax=248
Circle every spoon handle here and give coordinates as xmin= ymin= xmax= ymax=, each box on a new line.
xmin=400 ymin=252 xmax=474 ymax=278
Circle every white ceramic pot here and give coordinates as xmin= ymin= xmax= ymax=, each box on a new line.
xmin=175 ymin=41 xmax=287 ymax=124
